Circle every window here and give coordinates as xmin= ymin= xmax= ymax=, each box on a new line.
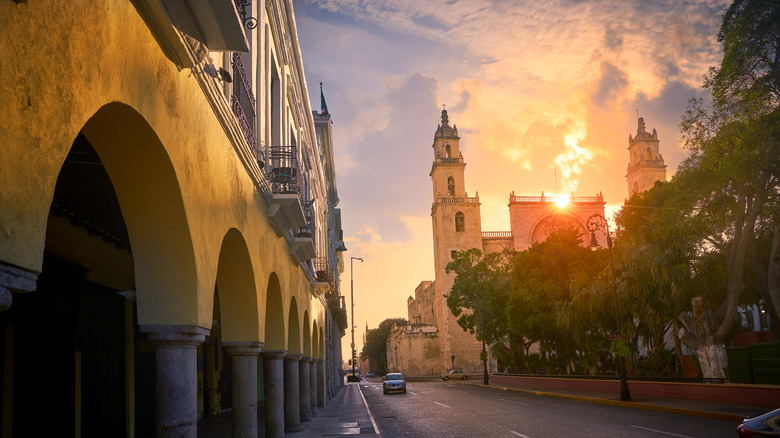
xmin=445 ymin=144 xmax=451 ymax=158
xmin=455 ymin=212 xmax=465 ymax=232
xmin=451 ymin=250 xmax=457 ymax=259
xmin=447 ymin=177 xmax=455 ymax=196
xmin=647 ymin=147 xmax=652 ymax=160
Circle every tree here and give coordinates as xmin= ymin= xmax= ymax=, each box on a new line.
xmin=673 ymin=0 xmax=780 ymax=378
xmin=360 ymin=317 xmax=407 ymax=375
xmin=445 ymin=248 xmax=515 ymax=369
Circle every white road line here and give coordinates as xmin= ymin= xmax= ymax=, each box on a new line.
xmin=630 ymin=425 xmax=693 ymax=438
xmin=358 ymin=384 xmax=381 ymax=436
xmin=408 ymin=391 xmax=418 ymax=395
xmin=434 ymin=402 xmax=450 ymax=408
xmin=510 ymin=431 xmax=531 ymax=438
xmin=500 ymin=399 xmax=530 ymax=406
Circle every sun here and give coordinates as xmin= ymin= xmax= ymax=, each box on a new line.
xmin=555 ymin=195 xmax=570 ymax=208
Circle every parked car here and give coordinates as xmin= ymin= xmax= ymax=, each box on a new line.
xmin=366 ymin=371 xmax=375 ymax=377
xmin=737 ymin=407 xmax=780 ymax=437
xmin=383 ymin=373 xmax=406 ymax=394
xmin=441 ymin=369 xmax=472 ymax=381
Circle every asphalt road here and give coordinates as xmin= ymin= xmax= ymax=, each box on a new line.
xmin=360 ymin=379 xmax=739 ymax=438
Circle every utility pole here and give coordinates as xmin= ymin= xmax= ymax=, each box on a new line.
xmin=350 ymin=256 xmax=363 ymax=381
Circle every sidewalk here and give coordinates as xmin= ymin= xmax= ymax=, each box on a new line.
xmin=289 ymin=382 xmax=378 ymax=437
xmin=197 ymin=382 xmax=378 ymax=437
xmin=456 ymin=379 xmax=772 ymax=422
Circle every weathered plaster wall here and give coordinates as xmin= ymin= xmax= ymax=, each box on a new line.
xmin=0 ymin=0 xmax=325 ymax=350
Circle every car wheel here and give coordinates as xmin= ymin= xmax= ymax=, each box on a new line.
xmin=383 ymin=390 xmax=387 ymax=394
xmin=462 ymin=375 xmax=468 ymax=380
xmin=443 ymin=376 xmax=449 ymax=381
xmin=403 ymin=389 xmax=406 ymax=394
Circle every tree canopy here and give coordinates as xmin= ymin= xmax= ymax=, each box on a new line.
xmin=359 ymin=317 xmax=407 ymax=375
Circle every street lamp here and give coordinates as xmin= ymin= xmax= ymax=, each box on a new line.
xmin=350 ymin=256 xmax=363 ymax=382
xmin=587 ymin=213 xmax=631 ymax=402
xmin=480 ymin=313 xmax=489 ymax=385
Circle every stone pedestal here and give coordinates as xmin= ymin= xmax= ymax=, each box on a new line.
xmin=317 ymin=359 xmax=326 ymax=407
xmin=141 ymin=325 xmax=209 ymax=438
xmin=283 ymin=353 xmax=302 ymax=432
xmin=262 ymin=350 xmax=286 ymax=438
xmin=224 ymin=342 xmax=263 ymax=438
xmin=299 ymin=357 xmax=312 ymax=421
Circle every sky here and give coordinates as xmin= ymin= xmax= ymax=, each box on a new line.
xmin=290 ymin=0 xmax=730 ymax=361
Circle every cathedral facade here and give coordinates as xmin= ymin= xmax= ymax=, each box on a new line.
xmin=388 ymin=110 xmax=667 ymax=376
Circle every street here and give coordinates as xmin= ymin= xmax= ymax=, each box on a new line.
xmin=359 ymin=380 xmax=739 ymax=438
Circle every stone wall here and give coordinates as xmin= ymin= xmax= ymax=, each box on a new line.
xmin=386 ymin=324 xmax=441 ymax=376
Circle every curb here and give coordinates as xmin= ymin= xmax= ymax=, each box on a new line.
xmin=456 ymin=381 xmax=746 ymax=423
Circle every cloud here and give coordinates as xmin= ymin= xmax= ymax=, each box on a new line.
xmin=293 ymin=0 xmax=729 ymax=355
xmin=592 ymin=62 xmax=630 ymax=108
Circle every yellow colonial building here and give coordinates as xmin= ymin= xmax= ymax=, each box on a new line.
xmin=0 ymin=1 xmax=348 ymax=437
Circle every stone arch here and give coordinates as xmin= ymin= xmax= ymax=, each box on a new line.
xmin=216 ymin=228 xmax=260 ymax=341
xmin=80 ymin=102 xmax=198 ymax=325
xmin=303 ymin=310 xmax=311 ymax=357
xmin=312 ymin=320 xmax=319 ymax=359
xmin=287 ymin=297 xmax=301 ymax=354
xmin=447 ymin=177 xmax=455 ymax=196
xmin=445 ymin=144 xmax=451 ymax=158
xmin=528 ymin=213 xmax=587 ymax=246
xmin=264 ymin=273 xmax=286 ymax=350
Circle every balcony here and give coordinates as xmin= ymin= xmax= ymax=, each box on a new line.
xmin=267 ymin=145 xmax=306 ymax=236
xmin=290 ymin=202 xmax=316 ymax=262
xmin=312 ymin=257 xmax=332 ymax=297
xmin=231 ymin=53 xmax=257 ymax=157
xmin=329 ymin=296 xmax=348 ymax=333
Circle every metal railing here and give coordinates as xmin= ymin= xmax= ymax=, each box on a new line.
xmin=313 ymin=257 xmax=330 ymax=282
xmin=268 ymin=145 xmax=300 ymax=197
xmin=231 ymin=53 xmax=257 ymax=155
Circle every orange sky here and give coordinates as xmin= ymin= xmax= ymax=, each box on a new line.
xmin=293 ymin=0 xmax=729 ymax=362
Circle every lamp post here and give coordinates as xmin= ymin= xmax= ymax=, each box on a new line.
xmin=350 ymin=256 xmax=363 ymax=382
xmin=587 ymin=213 xmax=631 ymax=402
xmin=480 ymin=313 xmax=489 ymax=385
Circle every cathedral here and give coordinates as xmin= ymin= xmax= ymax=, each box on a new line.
xmin=386 ymin=109 xmax=667 ymax=376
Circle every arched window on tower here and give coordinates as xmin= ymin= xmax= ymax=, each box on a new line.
xmin=647 ymin=147 xmax=652 ymax=160
xmin=455 ymin=212 xmax=465 ymax=232
xmin=445 ymin=144 xmax=451 ymax=158
xmin=447 ymin=177 xmax=455 ymax=196
xmin=632 ymin=181 xmax=639 ymax=194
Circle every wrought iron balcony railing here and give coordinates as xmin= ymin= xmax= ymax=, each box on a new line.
xmin=268 ymin=145 xmax=301 ymax=196
xmin=313 ymin=257 xmax=331 ymax=283
xmin=231 ymin=53 xmax=257 ymax=156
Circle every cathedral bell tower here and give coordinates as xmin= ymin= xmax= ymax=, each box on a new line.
xmin=429 ymin=108 xmax=484 ymax=373
xmin=626 ymin=117 xmax=667 ymax=197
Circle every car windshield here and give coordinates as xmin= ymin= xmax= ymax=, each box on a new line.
xmin=386 ymin=374 xmax=403 ymax=381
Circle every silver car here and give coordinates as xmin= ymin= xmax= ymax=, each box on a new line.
xmin=383 ymin=373 xmax=406 ymax=394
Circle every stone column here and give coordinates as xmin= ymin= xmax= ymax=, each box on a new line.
xmin=283 ymin=353 xmax=302 ymax=432
xmin=0 ymin=262 xmax=38 ymax=311
xmin=308 ymin=358 xmax=318 ymax=416
xmin=262 ymin=350 xmax=286 ymax=438
xmin=298 ymin=357 xmax=312 ymax=421
xmin=223 ymin=342 xmax=263 ymax=438
xmin=316 ymin=359 xmax=326 ymax=407
xmin=141 ymin=325 xmax=209 ymax=438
